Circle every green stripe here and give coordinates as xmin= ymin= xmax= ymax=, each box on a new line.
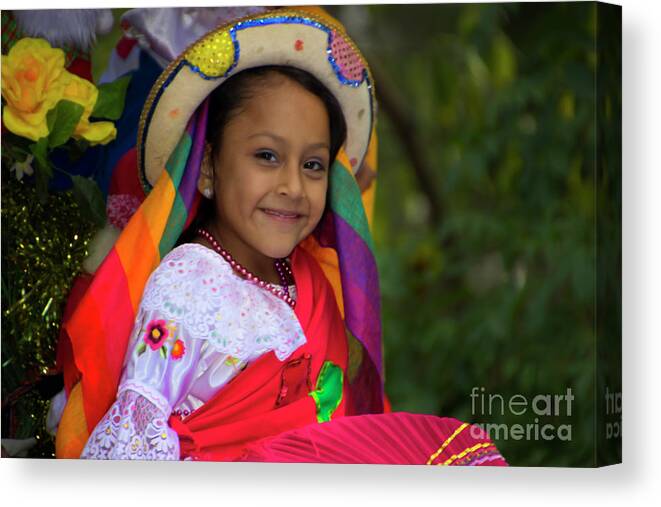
xmin=329 ymin=160 xmax=375 ymax=252
xmin=164 ymin=131 xmax=192 ymax=187
xmin=156 ymin=132 xmax=193 ymax=257
xmin=158 ymin=192 xmax=187 ymax=258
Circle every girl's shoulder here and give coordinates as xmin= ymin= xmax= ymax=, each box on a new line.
xmin=140 ymin=242 xmax=237 ymax=322
xmin=157 ymin=242 xmax=232 ymax=279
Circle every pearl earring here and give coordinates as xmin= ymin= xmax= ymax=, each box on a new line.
xmin=203 ymin=187 xmax=213 ymax=199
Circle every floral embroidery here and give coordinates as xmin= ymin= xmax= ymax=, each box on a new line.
xmin=136 ymin=318 xmax=187 ymax=361
xmin=224 ymin=356 xmax=240 ymax=367
xmin=171 ymin=339 xmax=186 ymax=360
xmin=80 ymin=389 xmax=178 ymax=460
xmin=144 ymin=319 xmax=169 ymax=350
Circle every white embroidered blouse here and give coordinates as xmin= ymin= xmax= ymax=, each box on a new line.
xmin=80 ymin=243 xmax=304 ymax=460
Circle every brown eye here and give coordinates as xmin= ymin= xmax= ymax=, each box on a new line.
xmin=255 ymin=150 xmax=277 ymax=163
xmin=304 ymin=160 xmax=326 ymax=172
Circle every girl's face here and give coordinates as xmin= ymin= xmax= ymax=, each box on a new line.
xmin=208 ymin=75 xmax=331 ymax=278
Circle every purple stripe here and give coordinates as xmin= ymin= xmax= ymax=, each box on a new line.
xmin=334 ymin=213 xmax=382 ymax=377
xmin=468 ymin=453 xmax=504 ymax=466
xmin=179 ymin=100 xmax=209 ymax=211
xmin=349 ymin=353 xmax=384 ymax=414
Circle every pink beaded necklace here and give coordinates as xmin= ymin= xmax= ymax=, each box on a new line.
xmin=196 ymin=228 xmax=296 ymax=308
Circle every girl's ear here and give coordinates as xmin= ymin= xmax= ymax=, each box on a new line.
xmin=198 ymin=144 xmax=215 ymax=198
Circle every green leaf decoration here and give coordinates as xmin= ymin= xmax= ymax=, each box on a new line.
xmin=70 ymin=175 xmax=106 ymax=228
xmin=136 ymin=342 xmax=147 ymax=356
xmin=309 ymin=361 xmax=344 ymax=423
xmin=92 ymin=75 xmax=132 ymax=120
xmin=46 ymin=106 xmax=57 ymax=133
xmin=47 ymin=100 xmax=84 ymax=148
xmin=29 ymin=138 xmax=52 ymax=204
xmin=160 ymin=346 xmax=167 ymax=359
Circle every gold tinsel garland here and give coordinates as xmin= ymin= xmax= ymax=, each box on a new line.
xmin=1 ymin=176 xmax=96 ymax=457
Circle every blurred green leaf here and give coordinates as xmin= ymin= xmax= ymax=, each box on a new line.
xmin=92 ymin=75 xmax=132 ymax=120
xmin=47 ymin=99 xmax=84 ymax=148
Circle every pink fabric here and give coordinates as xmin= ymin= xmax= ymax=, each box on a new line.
xmin=239 ymin=412 xmax=508 ymax=466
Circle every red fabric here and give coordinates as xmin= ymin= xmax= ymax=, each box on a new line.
xmin=66 ymin=57 xmax=92 ymax=81
xmin=65 ymin=249 xmax=136 ymax=432
xmin=383 ymin=393 xmax=392 ymax=413
xmin=109 ymin=148 xmax=145 ymax=200
xmin=169 ymin=246 xmax=350 ymax=461
xmin=56 ymin=273 xmax=93 ymax=395
xmin=116 ymin=36 xmax=138 ymax=59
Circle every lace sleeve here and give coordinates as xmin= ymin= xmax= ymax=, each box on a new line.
xmin=80 ymin=387 xmax=178 ymax=460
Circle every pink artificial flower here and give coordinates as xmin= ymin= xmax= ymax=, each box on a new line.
xmin=144 ymin=319 xmax=169 ymax=350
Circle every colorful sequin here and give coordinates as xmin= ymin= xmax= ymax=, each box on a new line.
xmin=328 ymin=30 xmax=366 ymax=83
xmin=185 ymin=29 xmax=235 ymax=78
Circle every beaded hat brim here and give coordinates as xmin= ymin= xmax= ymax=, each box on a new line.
xmin=138 ymin=6 xmax=376 ymax=190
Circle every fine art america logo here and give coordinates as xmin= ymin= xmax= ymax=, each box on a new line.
xmin=469 ymin=387 xmax=573 ymax=441
xmin=605 ymin=387 xmax=622 ymax=439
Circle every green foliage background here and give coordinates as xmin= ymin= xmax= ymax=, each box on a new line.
xmin=327 ymin=3 xmax=613 ymax=467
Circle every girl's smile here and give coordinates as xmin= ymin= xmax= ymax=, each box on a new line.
xmin=204 ymin=74 xmax=331 ymax=284
xmin=260 ymin=207 xmax=304 ymax=222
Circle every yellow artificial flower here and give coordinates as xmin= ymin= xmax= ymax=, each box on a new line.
xmin=1 ymin=38 xmax=67 ymax=141
xmin=2 ymin=37 xmax=117 ymax=146
xmin=62 ymin=73 xmax=116 ymax=145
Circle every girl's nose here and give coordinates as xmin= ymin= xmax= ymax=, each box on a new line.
xmin=276 ymin=163 xmax=304 ymax=198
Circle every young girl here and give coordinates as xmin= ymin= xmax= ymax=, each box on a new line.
xmin=56 ymin=6 xmax=506 ymax=465
xmin=82 ymin=63 xmax=357 ymax=460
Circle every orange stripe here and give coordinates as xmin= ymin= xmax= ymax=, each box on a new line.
xmin=115 ymin=209 xmax=160 ymax=312
xmin=299 ymin=235 xmax=344 ymax=318
xmin=141 ymin=168 xmax=177 ymax=240
xmin=115 ymin=170 xmax=175 ymax=311
xmin=361 ymin=129 xmax=378 ymax=231
xmin=55 ymin=382 xmax=89 ymax=458
xmin=335 ymin=148 xmax=353 ymax=177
